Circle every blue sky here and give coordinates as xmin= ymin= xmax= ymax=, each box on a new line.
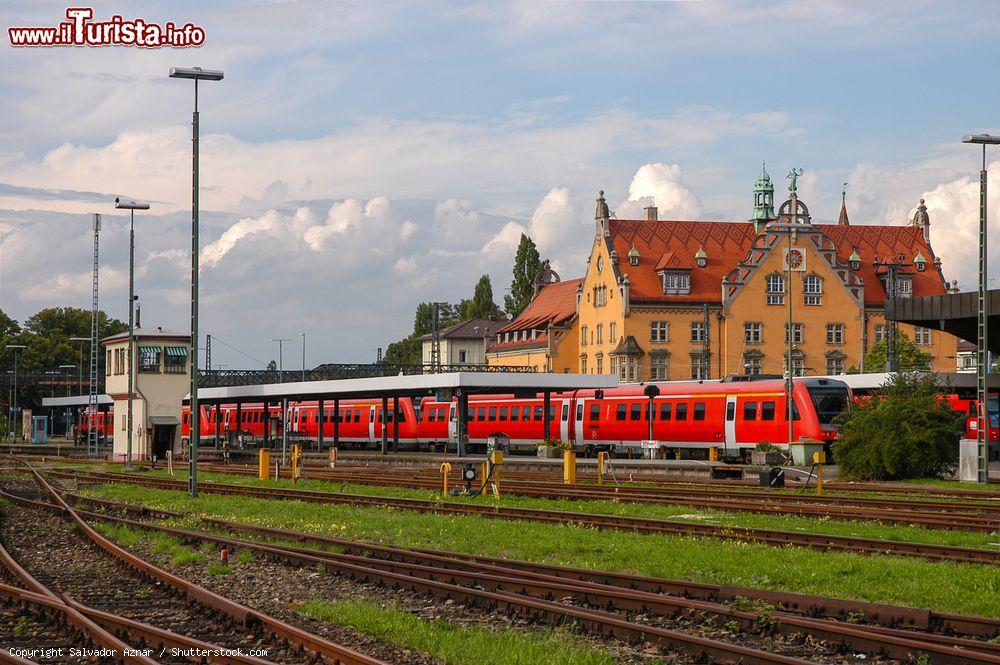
xmin=1 ymin=1 xmax=999 ymax=367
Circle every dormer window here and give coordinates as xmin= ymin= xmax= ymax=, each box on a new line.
xmin=897 ymin=277 xmax=912 ymax=298
xmin=627 ymin=244 xmax=640 ymax=266
xmin=848 ymin=247 xmax=861 ymax=271
xmin=660 ymin=271 xmax=690 ymax=295
xmin=694 ymin=246 xmax=708 ymax=268
xmin=914 ymin=251 xmax=927 ymax=272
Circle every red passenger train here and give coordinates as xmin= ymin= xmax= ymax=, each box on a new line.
xmin=182 ymin=376 xmax=851 ymax=458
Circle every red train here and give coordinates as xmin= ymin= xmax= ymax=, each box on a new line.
xmin=181 ymin=376 xmax=851 ymax=458
xmin=78 ymin=409 xmax=114 ymax=439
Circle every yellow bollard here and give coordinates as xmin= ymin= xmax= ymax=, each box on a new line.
xmin=490 ymin=450 xmax=504 ymax=495
xmin=563 ymin=449 xmax=576 ymax=485
xmin=708 ymin=447 xmax=719 ymax=462
xmin=440 ymin=462 xmax=452 ymax=497
xmin=597 ymin=451 xmax=606 ymax=485
xmin=328 ymin=447 xmax=337 ymax=469
xmin=480 ymin=461 xmax=489 ymax=495
xmin=813 ymin=451 xmax=826 ymax=496
xmin=258 ymin=449 xmax=270 ymax=481
xmin=290 ymin=444 xmax=302 ymax=483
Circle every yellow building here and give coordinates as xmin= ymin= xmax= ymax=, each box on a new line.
xmin=486 ymin=277 xmax=582 ymax=372
xmin=575 ymin=169 xmax=958 ymax=382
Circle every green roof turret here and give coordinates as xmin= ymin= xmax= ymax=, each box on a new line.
xmin=750 ymin=161 xmax=775 ymax=231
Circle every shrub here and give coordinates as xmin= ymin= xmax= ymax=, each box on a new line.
xmin=754 ymin=441 xmax=778 ymax=453
xmin=534 ymin=439 xmax=572 ymax=451
xmin=833 ymin=373 xmax=961 ymax=480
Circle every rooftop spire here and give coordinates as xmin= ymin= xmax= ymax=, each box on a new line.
xmin=750 ymin=162 xmax=775 ymax=231
xmin=838 ymin=182 xmax=850 ymax=226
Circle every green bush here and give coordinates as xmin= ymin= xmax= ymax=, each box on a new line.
xmin=833 ymin=373 xmax=961 ymax=480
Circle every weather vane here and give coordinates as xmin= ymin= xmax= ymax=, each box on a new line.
xmin=786 ymin=168 xmax=804 ymax=193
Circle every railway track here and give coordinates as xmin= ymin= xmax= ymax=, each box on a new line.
xmin=13 ymin=480 xmax=1000 ymax=665
xmin=43 ymin=468 xmax=1000 ymax=564
xmin=0 ymin=468 xmax=387 ymax=665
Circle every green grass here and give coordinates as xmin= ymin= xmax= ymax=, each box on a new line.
xmin=233 ymin=549 xmax=253 ymax=564
xmin=299 ymin=598 xmax=623 ymax=665
xmin=206 ymin=563 xmax=232 ymax=576
xmin=125 ymin=467 xmax=999 ymax=549
xmin=80 ymin=482 xmax=1000 ymax=618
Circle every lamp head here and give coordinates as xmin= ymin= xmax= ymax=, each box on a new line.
xmin=962 ymin=133 xmax=1000 ymax=145
xmin=169 ymin=66 xmax=224 ymax=81
xmin=115 ymin=197 xmax=150 ymax=210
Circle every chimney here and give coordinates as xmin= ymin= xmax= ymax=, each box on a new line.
xmin=644 ymin=205 xmax=658 ymax=221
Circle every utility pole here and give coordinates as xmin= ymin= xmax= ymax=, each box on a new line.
xmin=701 ymin=304 xmax=710 ymax=380
xmin=874 ymin=254 xmax=909 ymax=372
xmin=430 ymin=302 xmax=444 ymax=371
xmin=300 ymin=332 xmax=306 ymax=381
xmin=87 ymin=213 xmax=101 ymax=455
xmin=272 ymin=338 xmax=290 ymax=381
xmin=205 ymin=334 xmax=212 ymax=373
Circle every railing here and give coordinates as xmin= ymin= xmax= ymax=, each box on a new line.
xmin=196 ymin=363 xmax=535 ymax=388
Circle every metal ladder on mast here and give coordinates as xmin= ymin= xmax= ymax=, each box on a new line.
xmin=87 ymin=214 xmax=101 ymax=455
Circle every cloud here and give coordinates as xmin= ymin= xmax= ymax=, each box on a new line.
xmin=480 ymin=186 xmax=578 ymax=257
xmin=616 ymin=163 xmax=702 ymax=219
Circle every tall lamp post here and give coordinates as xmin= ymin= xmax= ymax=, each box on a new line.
xmin=170 ymin=66 xmax=224 ymax=498
xmin=272 ymin=338 xmax=291 ymax=381
xmin=59 ymin=364 xmax=75 ymax=438
xmin=963 ymin=133 xmax=999 ymax=484
xmin=115 ymin=198 xmax=149 ymax=470
xmin=299 ymin=332 xmax=306 ymax=382
xmin=6 ymin=344 xmax=25 ymax=441
xmin=69 ymin=337 xmax=88 ymax=394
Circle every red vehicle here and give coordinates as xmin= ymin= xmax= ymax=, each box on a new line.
xmin=183 ymin=376 xmax=850 ymax=459
xmin=77 ymin=408 xmax=113 ymax=441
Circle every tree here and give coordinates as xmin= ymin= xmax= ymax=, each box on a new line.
xmin=833 ymin=373 xmax=961 ymax=480
xmin=459 ymin=275 xmax=500 ymax=320
xmin=504 ymin=234 xmax=542 ymax=318
xmin=266 ymin=360 xmax=277 ymax=371
xmin=862 ymin=330 xmax=930 ymax=372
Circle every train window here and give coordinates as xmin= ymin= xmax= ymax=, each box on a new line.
xmin=354 ymin=411 xmax=362 ymax=423
xmin=500 ymin=407 xmax=508 ymax=421
xmin=589 ymin=403 xmax=600 ymax=420
xmin=534 ymin=406 xmax=543 ymax=421
xmin=660 ymin=403 xmax=671 ymax=420
xmin=370 ymin=410 xmax=376 ymax=423
xmin=561 ymin=405 xmax=568 ymax=421
xmin=510 ymin=407 xmax=519 ymax=422
xmin=467 ymin=407 xmax=475 ymax=421
xmin=182 ymin=413 xmax=188 ymax=425
xmin=787 ymin=401 xmax=801 ymax=421
xmin=428 ymin=410 xmax=437 ymax=422
xmin=489 ymin=406 xmax=497 ymax=421
xmin=522 ymin=406 xmax=530 ymax=421
xmin=576 ymin=404 xmax=583 ymax=421
xmin=676 ymin=403 xmax=688 ymax=421
xmin=726 ymin=402 xmax=735 ymax=421
xmin=477 ymin=407 xmax=486 ymax=421
xmin=616 ymin=404 xmax=627 ymax=421
xmin=761 ymin=402 xmax=775 ymax=421
xmin=743 ymin=401 xmax=757 ymax=420
xmin=693 ymin=402 xmax=706 ymax=421
xmin=630 ymin=403 xmax=641 ymax=421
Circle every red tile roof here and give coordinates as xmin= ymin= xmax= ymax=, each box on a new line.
xmin=497 ymin=278 xmax=582 ymax=334
xmin=609 ymin=219 xmax=947 ymax=306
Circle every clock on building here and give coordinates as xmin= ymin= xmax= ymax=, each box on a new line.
xmin=785 ymin=248 xmax=805 ymax=271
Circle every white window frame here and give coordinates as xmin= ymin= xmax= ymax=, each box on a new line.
xmin=650 ymin=321 xmax=670 ymax=343
xmin=766 ymin=274 xmax=785 ymax=305
xmin=744 ymin=322 xmax=763 ymax=344
xmin=914 ymin=326 xmax=932 ymax=346
xmin=785 ymin=323 xmax=804 ymax=344
xmin=649 ymin=355 xmax=669 ymax=381
xmin=826 ymin=323 xmax=845 ymax=345
xmin=690 ymin=321 xmax=707 ymax=343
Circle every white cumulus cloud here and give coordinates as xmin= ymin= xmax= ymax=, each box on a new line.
xmin=616 ymin=163 xmax=702 ymax=219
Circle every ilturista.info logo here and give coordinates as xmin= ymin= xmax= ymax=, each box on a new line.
xmin=8 ymin=7 xmax=206 ymax=48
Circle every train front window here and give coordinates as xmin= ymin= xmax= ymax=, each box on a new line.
xmin=807 ymin=384 xmax=850 ymax=425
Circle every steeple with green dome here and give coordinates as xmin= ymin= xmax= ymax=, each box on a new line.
xmin=750 ymin=162 xmax=775 ymax=232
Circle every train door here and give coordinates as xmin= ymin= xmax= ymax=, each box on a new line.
xmin=574 ymin=399 xmax=586 ymax=447
xmin=291 ymin=406 xmax=300 ymax=434
xmin=367 ymin=405 xmax=377 ymax=444
xmin=724 ymin=395 xmax=737 ymax=456
xmin=559 ymin=397 xmax=572 ymax=442
xmin=448 ymin=404 xmax=458 ymax=448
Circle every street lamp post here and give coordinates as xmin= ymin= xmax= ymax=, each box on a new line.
xmin=170 ymin=66 xmax=224 ymax=498
xmin=300 ymin=332 xmax=306 ymax=382
xmin=115 ymin=198 xmax=149 ymax=470
xmin=70 ymin=337 xmax=88 ymax=394
xmin=6 ymin=344 xmax=25 ymax=441
xmin=963 ymin=133 xmax=1000 ymax=484
xmin=59 ymin=364 xmax=75 ymax=438
xmin=59 ymin=365 xmax=75 ymax=396
xmin=272 ymin=338 xmax=291 ymax=382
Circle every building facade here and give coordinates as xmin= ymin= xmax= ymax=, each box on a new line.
xmin=103 ymin=325 xmax=190 ymax=461
xmin=419 ymin=317 xmax=504 ymax=366
xmin=571 ymin=168 xmax=958 ymax=382
xmin=486 ymin=278 xmax=583 ymax=372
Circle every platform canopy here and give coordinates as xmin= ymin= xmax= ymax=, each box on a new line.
xmin=188 ymin=371 xmax=619 ymax=404
xmin=41 ymin=394 xmax=113 ymax=408
xmin=886 ymin=290 xmax=1000 ymax=353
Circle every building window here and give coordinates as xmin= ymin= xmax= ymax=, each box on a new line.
xmin=896 ymin=277 xmax=912 ymax=298
xmin=874 ymin=324 xmax=886 ymax=344
xmin=914 ymin=326 xmax=932 ymax=346
xmin=627 ymin=357 xmax=640 ymax=383
xmin=580 ymin=326 xmax=588 ymax=347
xmin=826 ymin=323 xmax=845 ymax=345
xmin=593 ymin=285 xmax=608 ymax=307
xmin=662 ymin=271 xmax=691 ymax=295
xmin=595 ymin=355 xmax=603 ymax=374
xmin=827 ymin=357 xmax=845 ymax=374
xmin=785 ymin=323 xmax=804 ymax=345
xmin=138 ymin=346 xmax=161 ymax=373
xmin=596 ymin=324 xmax=603 ymax=345
xmin=458 ymin=349 xmax=468 ymax=363
xmin=650 ymin=321 xmax=670 ymax=343
xmin=783 ymin=354 xmax=806 ymax=377
xmin=611 ymin=357 xmax=625 ymax=381
xmin=766 ymin=274 xmax=785 ymax=305
xmin=609 ymin=322 xmax=617 ymax=343
xmin=106 ymin=350 xmax=112 ymax=376
xmin=650 ymin=355 xmax=669 ymax=381
xmin=744 ymin=355 xmax=763 ymax=375
xmin=690 ymin=321 xmax=707 ymax=343
xmin=803 ymin=275 xmax=822 ymax=305
xmin=691 ymin=353 xmax=709 ymax=380
xmin=164 ymin=347 xmax=187 ymax=374
xmin=580 ymin=355 xmax=588 ymax=374
xmin=744 ymin=322 xmax=763 ymax=344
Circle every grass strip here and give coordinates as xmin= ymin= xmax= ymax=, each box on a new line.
xmin=298 ymin=598 xmax=623 ymax=665
xmin=80 ymin=482 xmax=1000 ymax=618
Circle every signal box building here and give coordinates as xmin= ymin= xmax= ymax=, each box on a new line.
xmin=102 ymin=325 xmax=190 ymax=461
xmin=419 ymin=317 xmax=505 ymax=366
xmin=576 ymin=168 xmax=958 ymax=382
